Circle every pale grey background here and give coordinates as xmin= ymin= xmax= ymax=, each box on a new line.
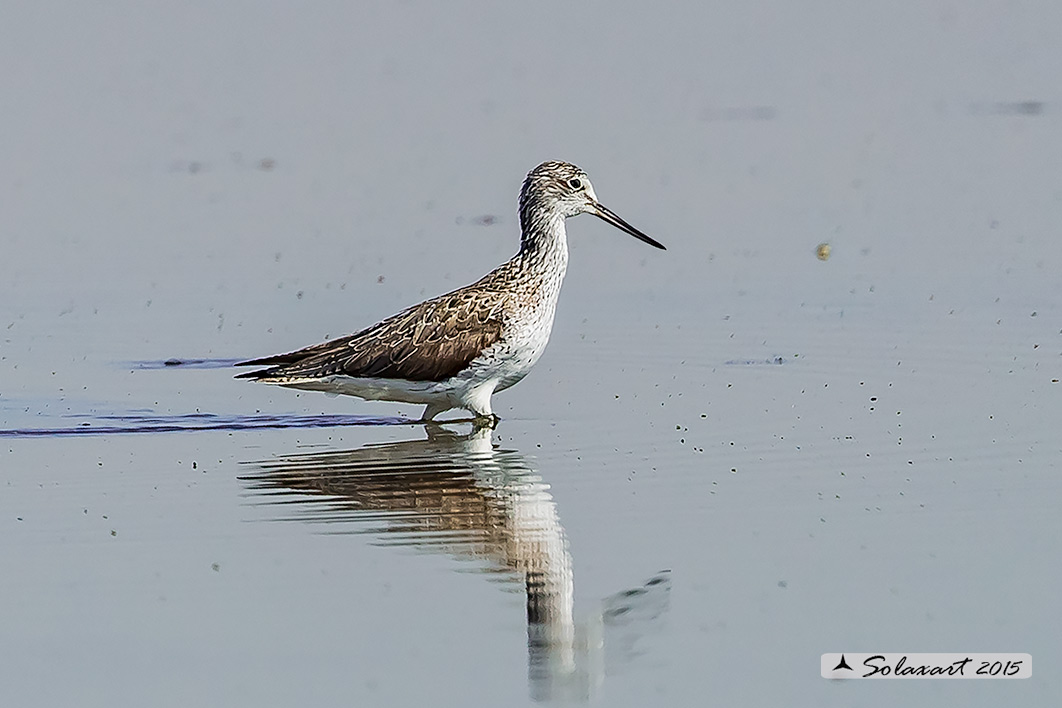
xmin=2 ymin=2 xmax=1060 ymax=706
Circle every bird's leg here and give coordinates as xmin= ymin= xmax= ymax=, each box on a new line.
xmin=466 ymin=396 xmax=499 ymax=429
xmin=420 ymin=401 xmax=452 ymax=422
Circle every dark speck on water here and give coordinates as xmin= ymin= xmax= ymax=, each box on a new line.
xmin=725 ymin=357 xmax=787 ymax=366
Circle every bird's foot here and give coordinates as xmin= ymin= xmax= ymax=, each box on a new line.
xmin=473 ymin=413 xmax=500 ymax=430
xmin=414 ymin=413 xmax=498 ymax=429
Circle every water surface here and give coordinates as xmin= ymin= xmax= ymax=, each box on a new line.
xmin=2 ymin=2 xmax=1060 ymax=706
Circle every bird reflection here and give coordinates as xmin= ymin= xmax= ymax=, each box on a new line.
xmin=240 ymin=424 xmax=669 ymax=702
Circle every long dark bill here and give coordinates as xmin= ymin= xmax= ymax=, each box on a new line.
xmin=593 ymin=203 xmax=666 ymax=250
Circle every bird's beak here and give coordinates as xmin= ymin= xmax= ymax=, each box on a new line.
xmin=592 ymin=203 xmax=666 ymax=250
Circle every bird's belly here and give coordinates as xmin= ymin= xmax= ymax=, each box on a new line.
xmin=281 ymin=375 xmax=453 ymax=405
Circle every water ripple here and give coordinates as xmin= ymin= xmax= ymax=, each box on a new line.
xmin=0 ymin=412 xmax=408 ymax=437
xmin=125 ymin=358 xmax=245 ymax=369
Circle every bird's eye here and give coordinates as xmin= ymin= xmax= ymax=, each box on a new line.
xmin=568 ymin=178 xmax=582 ymax=190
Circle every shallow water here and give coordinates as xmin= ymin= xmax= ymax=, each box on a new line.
xmin=3 ymin=3 xmax=1061 ymax=706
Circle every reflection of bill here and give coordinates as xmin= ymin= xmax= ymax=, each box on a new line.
xmin=242 ymin=424 xmax=670 ymax=702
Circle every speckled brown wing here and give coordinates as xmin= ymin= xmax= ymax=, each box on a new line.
xmin=236 ymin=288 xmax=508 ymax=383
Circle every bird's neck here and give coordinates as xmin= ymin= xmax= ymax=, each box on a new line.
xmin=517 ymin=208 xmax=569 ymax=280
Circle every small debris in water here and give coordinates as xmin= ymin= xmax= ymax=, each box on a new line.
xmin=164 ymin=358 xmax=183 ymax=366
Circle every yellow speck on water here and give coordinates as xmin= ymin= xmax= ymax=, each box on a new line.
xmin=816 ymin=243 xmax=831 ymax=261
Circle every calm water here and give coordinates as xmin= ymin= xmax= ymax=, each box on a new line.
xmin=2 ymin=3 xmax=1060 ymax=706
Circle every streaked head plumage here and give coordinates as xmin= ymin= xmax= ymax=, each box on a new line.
xmin=519 ymin=161 xmax=599 ymax=218
xmin=517 ymin=161 xmax=666 ymax=252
